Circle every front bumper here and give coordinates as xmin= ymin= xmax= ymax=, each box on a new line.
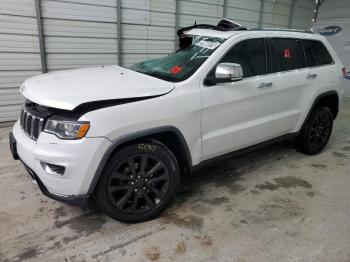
xmin=11 ymin=121 xmax=112 ymax=203
xmin=22 ymin=159 xmax=89 ymax=206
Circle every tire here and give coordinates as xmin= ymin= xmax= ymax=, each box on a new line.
xmin=95 ymin=141 xmax=180 ymax=223
xmin=294 ymin=106 xmax=333 ymax=155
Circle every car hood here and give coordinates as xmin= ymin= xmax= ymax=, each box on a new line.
xmin=21 ymin=66 xmax=175 ymax=111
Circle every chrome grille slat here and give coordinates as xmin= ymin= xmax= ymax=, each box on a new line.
xmin=20 ymin=105 xmax=45 ymax=140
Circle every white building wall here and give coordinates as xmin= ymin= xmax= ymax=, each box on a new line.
xmin=317 ymin=0 xmax=350 ymax=96
xmin=0 ymin=0 xmax=41 ymax=122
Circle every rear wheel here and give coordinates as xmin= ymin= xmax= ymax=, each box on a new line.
xmin=95 ymin=142 xmax=180 ymax=223
xmin=294 ymin=106 xmax=333 ymax=155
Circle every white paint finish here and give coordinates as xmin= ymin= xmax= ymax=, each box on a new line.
xmin=12 ymin=121 xmax=112 ymax=195
xmin=21 ymin=66 xmax=175 ymax=110
xmin=12 ymin=29 xmax=344 ymax=199
xmin=201 ymin=76 xmax=276 ymax=160
xmin=83 ymin=82 xmax=203 ymax=166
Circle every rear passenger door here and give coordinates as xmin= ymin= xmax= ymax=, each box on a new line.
xmin=269 ymin=38 xmax=336 ymax=136
xmin=267 ymin=38 xmax=308 ymax=135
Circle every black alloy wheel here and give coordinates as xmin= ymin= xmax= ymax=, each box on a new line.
xmin=95 ymin=142 xmax=180 ymax=223
xmin=295 ymin=106 xmax=333 ymax=155
xmin=107 ymin=154 xmax=170 ymax=213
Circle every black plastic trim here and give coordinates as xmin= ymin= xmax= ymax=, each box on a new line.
xmin=191 ymin=133 xmax=299 ymax=172
xmin=300 ymin=91 xmax=339 ymax=129
xmin=9 ymin=132 xmax=19 ymax=160
xmin=87 ymin=126 xmax=192 ymax=194
xmin=26 ymin=92 xmax=172 ymax=120
xmin=72 ymin=95 xmax=165 ymax=115
xmin=20 ymin=159 xmax=89 ymax=206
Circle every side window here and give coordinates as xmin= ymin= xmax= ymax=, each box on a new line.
xmin=301 ymin=40 xmax=333 ymax=67
xmin=269 ymin=38 xmax=305 ymax=73
xmin=220 ymin=38 xmax=266 ymax=77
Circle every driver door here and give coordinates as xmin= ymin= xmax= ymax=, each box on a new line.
xmin=201 ymin=38 xmax=276 ymax=160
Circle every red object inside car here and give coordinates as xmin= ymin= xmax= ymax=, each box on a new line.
xmin=170 ymin=65 xmax=182 ymax=75
xmin=284 ymin=48 xmax=292 ymax=59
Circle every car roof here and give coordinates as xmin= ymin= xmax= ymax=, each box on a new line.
xmin=184 ymin=28 xmax=322 ymax=41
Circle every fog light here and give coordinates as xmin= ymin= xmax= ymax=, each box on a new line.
xmin=40 ymin=162 xmax=65 ymax=176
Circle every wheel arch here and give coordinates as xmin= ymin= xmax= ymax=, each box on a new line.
xmin=301 ymin=91 xmax=340 ymax=131
xmin=88 ymin=126 xmax=192 ymax=194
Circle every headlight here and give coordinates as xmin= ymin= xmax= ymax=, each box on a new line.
xmin=44 ymin=117 xmax=90 ymax=139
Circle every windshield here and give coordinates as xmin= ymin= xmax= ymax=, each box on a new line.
xmin=129 ymin=35 xmax=226 ymax=82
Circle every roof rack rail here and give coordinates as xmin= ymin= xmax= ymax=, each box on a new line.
xmin=250 ymin=28 xmax=314 ymax=34
xmin=177 ymin=18 xmax=248 ymax=36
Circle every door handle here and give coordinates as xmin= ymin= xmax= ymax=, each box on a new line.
xmin=258 ymin=82 xmax=273 ymax=89
xmin=307 ymin=73 xmax=317 ymax=80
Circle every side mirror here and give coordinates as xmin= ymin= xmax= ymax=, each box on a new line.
xmin=215 ymin=63 xmax=243 ymax=82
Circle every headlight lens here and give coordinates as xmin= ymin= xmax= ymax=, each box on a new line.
xmin=44 ymin=118 xmax=90 ymax=139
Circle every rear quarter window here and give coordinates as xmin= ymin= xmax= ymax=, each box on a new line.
xmin=301 ymin=40 xmax=333 ymax=67
xmin=269 ymin=38 xmax=305 ymax=73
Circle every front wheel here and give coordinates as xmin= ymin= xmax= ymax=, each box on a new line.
xmin=95 ymin=142 xmax=180 ymax=223
xmin=294 ymin=106 xmax=333 ymax=155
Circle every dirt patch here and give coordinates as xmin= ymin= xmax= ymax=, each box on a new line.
xmin=16 ymin=247 xmax=39 ymax=261
xmin=256 ymin=176 xmax=312 ymax=191
xmin=48 ymin=241 xmax=62 ymax=251
xmin=175 ymin=241 xmax=187 ymax=254
xmin=175 ymin=189 xmax=199 ymax=205
xmin=311 ymin=163 xmax=327 ymax=169
xmin=191 ymin=203 xmax=212 ymax=215
xmin=306 ymin=192 xmax=315 ymax=197
xmin=194 ymin=235 xmax=213 ymax=246
xmin=144 ymin=246 xmax=161 ymax=261
xmin=250 ymin=189 xmax=261 ymax=195
xmin=333 ymin=152 xmax=348 ymax=158
xmin=342 ymin=146 xmax=350 ymax=151
xmin=239 ymin=197 xmax=303 ymax=225
xmin=160 ymin=213 xmax=203 ymax=231
xmin=54 ymin=206 xmax=68 ymax=219
xmin=203 ymin=196 xmax=230 ymax=206
xmin=91 ymin=228 xmax=166 ymax=259
xmin=214 ymin=178 xmax=245 ymax=195
xmin=62 ymin=235 xmax=80 ymax=244
xmin=54 ymin=212 xmax=106 ymax=236
xmin=183 ymin=160 xmax=245 ymax=194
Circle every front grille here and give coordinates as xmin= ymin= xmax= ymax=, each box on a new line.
xmin=20 ymin=105 xmax=45 ymax=140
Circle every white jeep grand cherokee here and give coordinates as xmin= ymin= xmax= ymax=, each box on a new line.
xmin=10 ymin=20 xmax=345 ymax=222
